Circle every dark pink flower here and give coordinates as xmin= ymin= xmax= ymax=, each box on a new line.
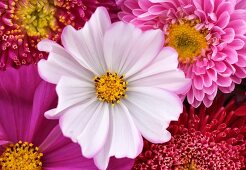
xmin=133 ymin=94 xmax=246 ymax=169
xmin=119 ymin=0 xmax=246 ymax=108
xmin=0 ymin=65 xmax=133 ymax=169
xmin=0 ymin=0 xmax=119 ymax=70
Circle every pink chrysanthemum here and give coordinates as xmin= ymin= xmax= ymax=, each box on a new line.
xmin=0 ymin=0 xmax=119 ymax=70
xmin=0 ymin=65 xmax=133 ymax=170
xmin=133 ymin=94 xmax=246 ymax=169
xmin=119 ymin=0 xmax=246 ymax=107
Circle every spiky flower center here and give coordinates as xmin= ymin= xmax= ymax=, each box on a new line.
xmin=15 ymin=0 xmax=57 ymax=37
xmin=167 ymin=20 xmax=208 ymax=63
xmin=94 ymin=72 xmax=128 ymax=105
xmin=0 ymin=141 xmax=43 ymax=170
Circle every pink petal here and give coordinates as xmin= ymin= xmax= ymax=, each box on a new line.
xmin=216 ymin=12 xmax=230 ymax=28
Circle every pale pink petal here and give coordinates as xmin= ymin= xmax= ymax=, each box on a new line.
xmin=76 ymin=103 xmax=109 ymax=158
xmin=103 ymin=21 xmax=163 ymax=76
xmin=128 ymin=47 xmax=191 ymax=94
xmin=53 ymin=77 xmax=94 ymax=115
xmin=61 ymin=7 xmax=111 ymax=75
xmin=127 ymin=87 xmax=183 ymax=122
xmin=38 ymin=39 xmax=93 ymax=84
xmin=94 ymin=103 xmax=143 ymax=170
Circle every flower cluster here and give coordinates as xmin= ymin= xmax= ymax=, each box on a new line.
xmin=0 ymin=0 xmax=245 ymax=170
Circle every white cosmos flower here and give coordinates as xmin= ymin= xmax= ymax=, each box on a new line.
xmin=37 ymin=7 xmax=191 ymax=170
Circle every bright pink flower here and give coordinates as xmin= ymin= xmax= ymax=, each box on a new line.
xmin=0 ymin=65 xmax=134 ymax=169
xmin=0 ymin=0 xmax=119 ymax=70
xmin=133 ymin=94 xmax=246 ymax=169
xmin=119 ymin=0 xmax=246 ymax=107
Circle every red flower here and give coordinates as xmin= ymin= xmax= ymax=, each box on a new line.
xmin=0 ymin=0 xmax=119 ymax=70
xmin=133 ymin=94 xmax=246 ymax=169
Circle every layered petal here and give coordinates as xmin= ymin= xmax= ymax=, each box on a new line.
xmin=125 ymin=87 xmax=182 ymax=143
xmin=61 ymin=7 xmax=111 ymax=75
xmin=94 ymin=103 xmax=142 ymax=170
xmin=38 ymin=39 xmax=94 ymax=84
xmin=128 ymin=47 xmax=191 ymax=94
xmin=103 ymin=21 xmax=163 ymax=77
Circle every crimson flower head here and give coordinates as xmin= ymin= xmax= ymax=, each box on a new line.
xmin=0 ymin=0 xmax=119 ymax=70
xmin=133 ymin=94 xmax=246 ymax=169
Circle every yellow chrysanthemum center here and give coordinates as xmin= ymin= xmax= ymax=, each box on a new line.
xmin=167 ymin=21 xmax=208 ymax=63
xmin=0 ymin=141 xmax=43 ymax=170
xmin=182 ymin=160 xmax=197 ymax=170
xmin=94 ymin=72 xmax=128 ymax=105
xmin=15 ymin=0 xmax=57 ymax=37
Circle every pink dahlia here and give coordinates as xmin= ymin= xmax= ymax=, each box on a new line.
xmin=0 ymin=65 xmax=134 ymax=169
xmin=133 ymin=94 xmax=246 ymax=169
xmin=0 ymin=0 xmax=119 ymax=70
xmin=119 ymin=0 xmax=246 ymax=107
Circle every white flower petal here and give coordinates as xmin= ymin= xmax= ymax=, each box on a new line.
xmin=94 ymin=103 xmax=143 ymax=170
xmin=130 ymin=71 xmax=191 ymax=94
xmin=59 ymin=99 xmax=99 ymax=142
xmin=103 ymin=22 xmax=163 ymax=77
xmin=55 ymin=76 xmax=95 ymax=114
xmin=127 ymin=87 xmax=183 ymax=121
xmin=128 ymin=47 xmax=191 ymax=94
xmin=124 ymin=87 xmax=182 ymax=142
xmin=45 ymin=108 xmax=60 ymax=119
xmin=38 ymin=39 xmax=93 ymax=84
xmin=61 ymin=7 xmax=111 ymax=75
xmin=128 ymin=47 xmax=178 ymax=81
xmin=109 ymin=103 xmax=143 ymax=158
xmin=77 ymin=103 xmax=109 ymax=158
xmin=122 ymin=99 xmax=171 ymax=143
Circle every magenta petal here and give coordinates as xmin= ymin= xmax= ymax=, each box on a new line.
xmin=223 ymin=48 xmax=238 ymax=64
xmin=0 ymin=65 xmax=41 ymax=142
xmin=216 ymin=2 xmax=233 ymax=16
xmin=215 ymin=61 xmax=227 ymax=72
xmin=193 ymin=76 xmax=203 ymax=90
xmin=229 ymin=39 xmax=245 ymax=50
xmin=216 ymin=75 xmax=232 ymax=87
xmin=40 ymin=126 xmax=97 ymax=169
xmin=237 ymin=55 xmax=246 ymax=67
xmin=28 ymin=81 xmax=58 ymax=145
xmin=222 ymin=28 xmax=235 ymax=43
xmin=108 ymin=157 xmax=134 ymax=170
xmin=216 ymin=11 xmax=230 ymax=28
xmin=227 ymin=19 xmax=246 ymax=35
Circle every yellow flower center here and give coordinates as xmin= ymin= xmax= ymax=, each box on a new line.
xmin=167 ymin=21 xmax=208 ymax=63
xmin=181 ymin=160 xmax=197 ymax=170
xmin=94 ymin=72 xmax=128 ymax=105
xmin=0 ymin=141 xmax=43 ymax=170
xmin=15 ymin=0 xmax=57 ymax=37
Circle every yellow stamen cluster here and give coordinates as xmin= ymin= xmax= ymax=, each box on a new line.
xmin=0 ymin=141 xmax=43 ymax=170
xmin=15 ymin=0 xmax=57 ymax=37
xmin=94 ymin=72 xmax=128 ymax=105
xmin=182 ymin=160 xmax=197 ymax=170
xmin=167 ymin=20 xmax=208 ymax=63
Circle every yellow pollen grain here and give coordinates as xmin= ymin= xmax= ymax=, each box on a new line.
xmin=0 ymin=141 xmax=43 ymax=170
xmin=15 ymin=0 xmax=57 ymax=37
xmin=94 ymin=72 xmax=128 ymax=105
xmin=167 ymin=21 xmax=208 ymax=63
